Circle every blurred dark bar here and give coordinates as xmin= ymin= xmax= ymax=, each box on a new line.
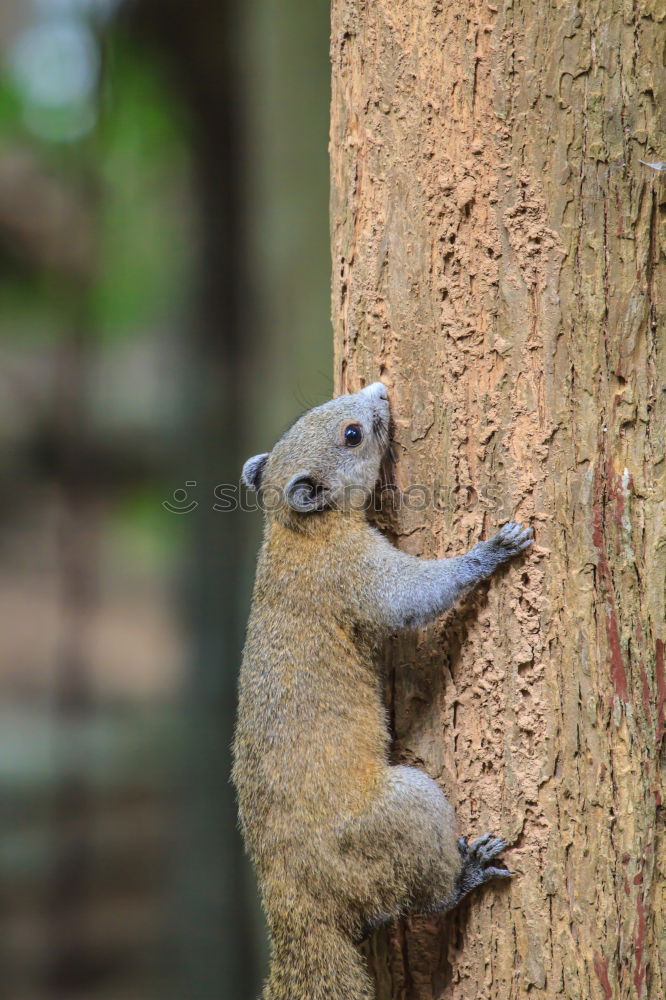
xmin=123 ymin=1 xmax=264 ymax=995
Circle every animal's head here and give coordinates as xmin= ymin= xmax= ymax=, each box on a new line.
xmin=242 ymin=382 xmax=391 ymax=522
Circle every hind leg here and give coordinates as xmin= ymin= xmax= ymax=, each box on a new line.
xmin=338 ymin=765 xmax=512 ymax=934
xmin=337 ymin=765 xmax=461 ymax=927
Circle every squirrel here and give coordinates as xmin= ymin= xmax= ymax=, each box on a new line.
xmin=232 ymin=382 xmax=533 ymax=1000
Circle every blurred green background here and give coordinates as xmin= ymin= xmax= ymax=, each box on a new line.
xmin=0 ymin=1 xmax=331 ymax=997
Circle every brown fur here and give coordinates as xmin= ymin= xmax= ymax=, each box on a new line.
xmin=232 ymin=384 xmax=530 ymax=1000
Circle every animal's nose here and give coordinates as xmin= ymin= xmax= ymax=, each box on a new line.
xmin=360 ymin=381 xmax=389 ymax=402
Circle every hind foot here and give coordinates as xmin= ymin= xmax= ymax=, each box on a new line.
xmin=442 ymin=833 xmax=513 ymax=911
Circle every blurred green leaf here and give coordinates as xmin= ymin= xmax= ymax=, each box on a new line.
xmin=92 ymin=40 xmax=193 ymax=340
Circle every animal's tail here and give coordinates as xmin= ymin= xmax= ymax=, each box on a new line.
xmin=263 ymin=920 xmax=373 ymax=1000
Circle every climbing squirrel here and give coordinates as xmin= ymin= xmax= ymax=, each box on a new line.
xmin=232 ymin=382 xmax=533 ymax=1000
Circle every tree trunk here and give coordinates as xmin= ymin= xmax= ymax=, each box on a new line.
xmin=330 ymin=2 xmax=664 ymax=999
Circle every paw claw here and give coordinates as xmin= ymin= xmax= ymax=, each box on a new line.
xmin=485 ymin=866 xmax=514 ymax=880
xmin=478 ymin=837 xmax=507 ymax=861
xmin=469 ymin=832 xmax=493 ymax=848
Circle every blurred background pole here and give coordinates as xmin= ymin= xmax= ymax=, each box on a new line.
xmin=47 ymin=240 xmax=99 ymax=995
xmin=123 ymin=1 xmax=264 ymax=996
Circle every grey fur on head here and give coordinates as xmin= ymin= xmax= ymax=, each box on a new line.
xmin=241 ymin=382 xmax=390 ymax=523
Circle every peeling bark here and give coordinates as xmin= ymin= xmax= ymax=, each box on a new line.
xmin=330 ymin=2 xmax=665 ymax=998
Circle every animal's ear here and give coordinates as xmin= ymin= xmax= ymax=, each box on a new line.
xmin=284 ymin=472 xmax=330 ymax=513
xmin=242 ymin=453 xmax=269 ymax=491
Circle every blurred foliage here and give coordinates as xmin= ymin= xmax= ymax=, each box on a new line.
xmin=0 ymin=36 xmax=191 ymax=343
xmin=94 ymin=39 xmax=192 ymax=341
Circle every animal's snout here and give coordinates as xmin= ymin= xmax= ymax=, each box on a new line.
xmin=360 ymin=381 xmax=389 ymax=403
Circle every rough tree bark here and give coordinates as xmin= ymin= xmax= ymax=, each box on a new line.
xmin=330 ymin=2 xmax=664 ymax=999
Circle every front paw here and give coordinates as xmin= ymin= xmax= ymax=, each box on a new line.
xmin=487 ymin=521 xmax=533 ymax=563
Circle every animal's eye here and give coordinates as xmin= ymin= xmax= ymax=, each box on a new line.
xmin=343 ymin=423 xmax=364 ymax=447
